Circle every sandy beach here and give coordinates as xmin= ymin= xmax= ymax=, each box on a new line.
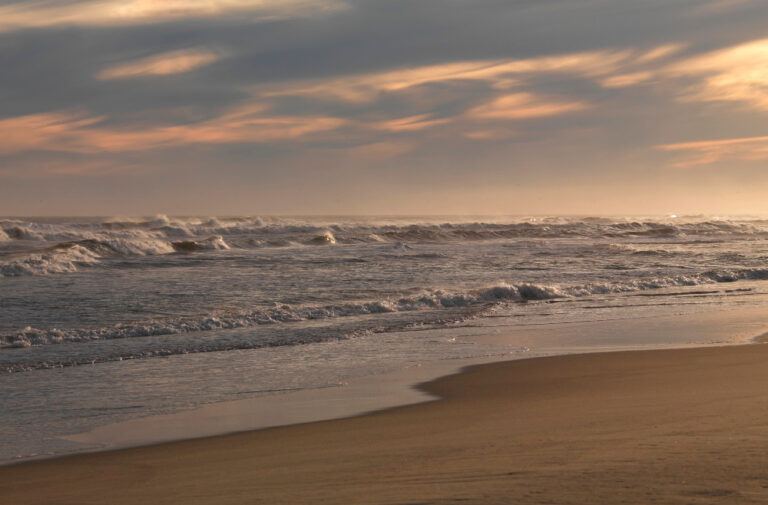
xmin=3 ymin=343 xmax=768 ymax=504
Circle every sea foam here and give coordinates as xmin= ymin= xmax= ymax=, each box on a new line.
xmin=4 ymin=266 xmax=768 ymax=349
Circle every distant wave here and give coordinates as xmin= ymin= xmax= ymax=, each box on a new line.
xmin=171 ymin=235 xmax=230 ymax=252
xmin=306 ymin=230 xmax=336 ymax=245
xmin=4 ymin=216 xmax=768 ymax=245
xmin=4 ymin=266 xmax=768 ymax=349
xmin=3 ymin=216 xmax=768 ymax=276
xmin=0 ymin=235 xmax=228 ymax=277
xmin=0 ymin=244 xmax=102 ymax=277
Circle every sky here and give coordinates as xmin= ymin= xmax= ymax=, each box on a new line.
xmin=1 ymin=0 xmax=768 ymax=216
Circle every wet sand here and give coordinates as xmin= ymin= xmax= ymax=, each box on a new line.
xmin=3 ymin=344 xmax=768 ymax=504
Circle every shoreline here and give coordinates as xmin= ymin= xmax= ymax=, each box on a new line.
xmin=4 ymin=342 xmax=768 ymax=503
xmin=5 ymin=303 xmax=768 ymax=467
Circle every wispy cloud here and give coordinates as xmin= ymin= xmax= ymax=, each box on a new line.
xmin=371 ymin=114 xmax=450 ymax=132
xmin=665 ymin=38 xmax=768 ymax=110
xmin=462 ymin=128 xmax=518 ymax=140
xmin=0 ymin=0 xmax=346 ymax=32
xmin=467 ymin=93 xmax=588 ymax=120
xmin=657 ymin=135 xmax=768 ymax=167
xmin=97 ymin=49 xmax=223 ymax=80
xmin=599 ymin=71 xmax=654 ymax=88
xmin=634 ymin=44 xmax=686 ymax=63
xmin=0 ymin=107 xmax=346 ymax=155
xmin=0 ymin=112 xmax=105 ymax=155
xmin=262 ymin=48 xmax=662 ymax=104
xmin=254 ymin=43 xmax=684 ymax=141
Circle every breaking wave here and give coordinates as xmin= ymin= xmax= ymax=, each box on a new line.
xmin=0 ymin=232 xmax=226 ymax=277
xmin=306 ymin=231 xmax=336 ymax=245
xmin=4 ymin=266 xmax=768 ymax=349
xmin=171 ymin=235 xmax=230 ymax=252
xmin=4 ymin=216 xmax=768 ymax=244
xmin=3 ymin=215 xmax=768 ymax=277
xmin=0 ymin=244 xmax=102 ymax=277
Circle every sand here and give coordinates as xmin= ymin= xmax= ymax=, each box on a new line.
xmin=3 ymin=344 xmax=768 ymax=505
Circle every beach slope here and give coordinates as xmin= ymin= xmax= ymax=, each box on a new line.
xmin=3 ymin=344 xmax=768 ymax=504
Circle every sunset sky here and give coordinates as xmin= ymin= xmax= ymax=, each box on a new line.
xmin=2 ymin=0 xmax=768 ymax=216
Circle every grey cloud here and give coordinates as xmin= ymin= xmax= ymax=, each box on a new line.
xmin=3 ymin=0 xmax=767 ymax=122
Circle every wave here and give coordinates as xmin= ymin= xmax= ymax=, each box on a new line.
xmin=172 ymin=235 xmax=230 ymax=252
xmin=0 ymin=236 xmax=219 ymax=277
xmin=306 ymin=231 xmax=336 ymax=245
xmin=4 ymin=266 xmax=768 ymax=349
xmin=3 ymin=225 xmax=45 ymax=241
xmin=5 ymin=216 xmax=768 ymax=246
xmin=3 ymin=215 xmax=768 ymax=277
xmin=0 ymin=307 xmax=495 ymax=373
xmin=0 ymin=244 xmax=102 ymax=277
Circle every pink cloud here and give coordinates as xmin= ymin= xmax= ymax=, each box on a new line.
xmin=0 ymin=107 xmax=347 ymax=155
xmin=665 ymin=38 xmax=768 ymax=110
xmin=657 ymin=135 xmax=768 ymax=167
xmin=0 ymin=0 xmax=347 ymax=32
xmin=467 ymin=93 xmax=588 ymax=120
xmin=97 ymin=49 xmax=222 ymax=80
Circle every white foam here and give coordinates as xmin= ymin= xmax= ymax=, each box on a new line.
xmin=307 ymin=231 xmax=336 ymax=245
xmin=197 ymin=235 xmax=230 ymax=250
xmin=0 ymin=245 xmax=101 ymax=277
xmin=6 ymin=267 xmax=768 ymax=350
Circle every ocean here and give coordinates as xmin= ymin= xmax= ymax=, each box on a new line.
xmin=2 ymin=215 xmax=768 ymax=462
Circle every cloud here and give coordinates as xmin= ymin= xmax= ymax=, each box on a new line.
xmin=462 ymin=128 xmax=518 ymax=140
xmin=261 ymin=48 xmax=645 ymax=104
xmin=0 ymin=106 xmax=346 ymax=155
xmin=259 ymin=42 xmax=693 ymax=109
xmin=657 ymin=135 xmax=768 ymax=167
xmin=371 ymin=114 xmax=450 ymax=132
xmin=467 ymin=93 xmax=588 ymax=120
xmin=634 ymin=44 xmax=686 ymax=63
xmin=665 ymin=38 xmax=768 ymax=110
xmin=0 ymin=112 xmax=105 ymax=155
xmin=0 ymin=0 xmax=346 ymax=32
xmin=97 ymin=48 xmax=223 ymax=80
xmin=599 ymin=71 xmax=655 ymax=88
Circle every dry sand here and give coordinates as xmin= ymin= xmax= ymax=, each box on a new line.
xmin=3 ymin=344 xmax=768 ymax=505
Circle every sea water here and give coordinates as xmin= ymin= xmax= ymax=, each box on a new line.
xmin=3 ymin=215 xmax=768 ymax=462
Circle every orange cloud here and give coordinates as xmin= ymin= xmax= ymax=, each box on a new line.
xmin=467 ymin=93 xmax=588 ymax=120
xmin=462 ymin=128 xmax=518 ymax=140
xmin=0 ymin=0 xmax=346 ymax=32
xmin=97 ymin=49 xmax=222 ymax=80
xmin=261 ymin=43 xmax=689 ymax=111
xmin=264 ymin=49 xmax=648 ymax=104
xmin=657 ymin=135 xmax=768 ymax=167
xmin=599 ymin=71 xmax=654 ymax=88
xmin=593 ymin=44 xmax=685 ymax=88
xmin=665 ymin=38 xmax=768 ymax=110
xmin=371 ymin=114 xmax=450 ymax=132
xmin=0 ymin=112 xmax=105 ymax=154
xmin=0 ymin=107 xmax=346 ymax=155
xmin=634 ymin=44 xmax=686 ymax=64
xmin=260 ymin=45 xmax=682 ymax=137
